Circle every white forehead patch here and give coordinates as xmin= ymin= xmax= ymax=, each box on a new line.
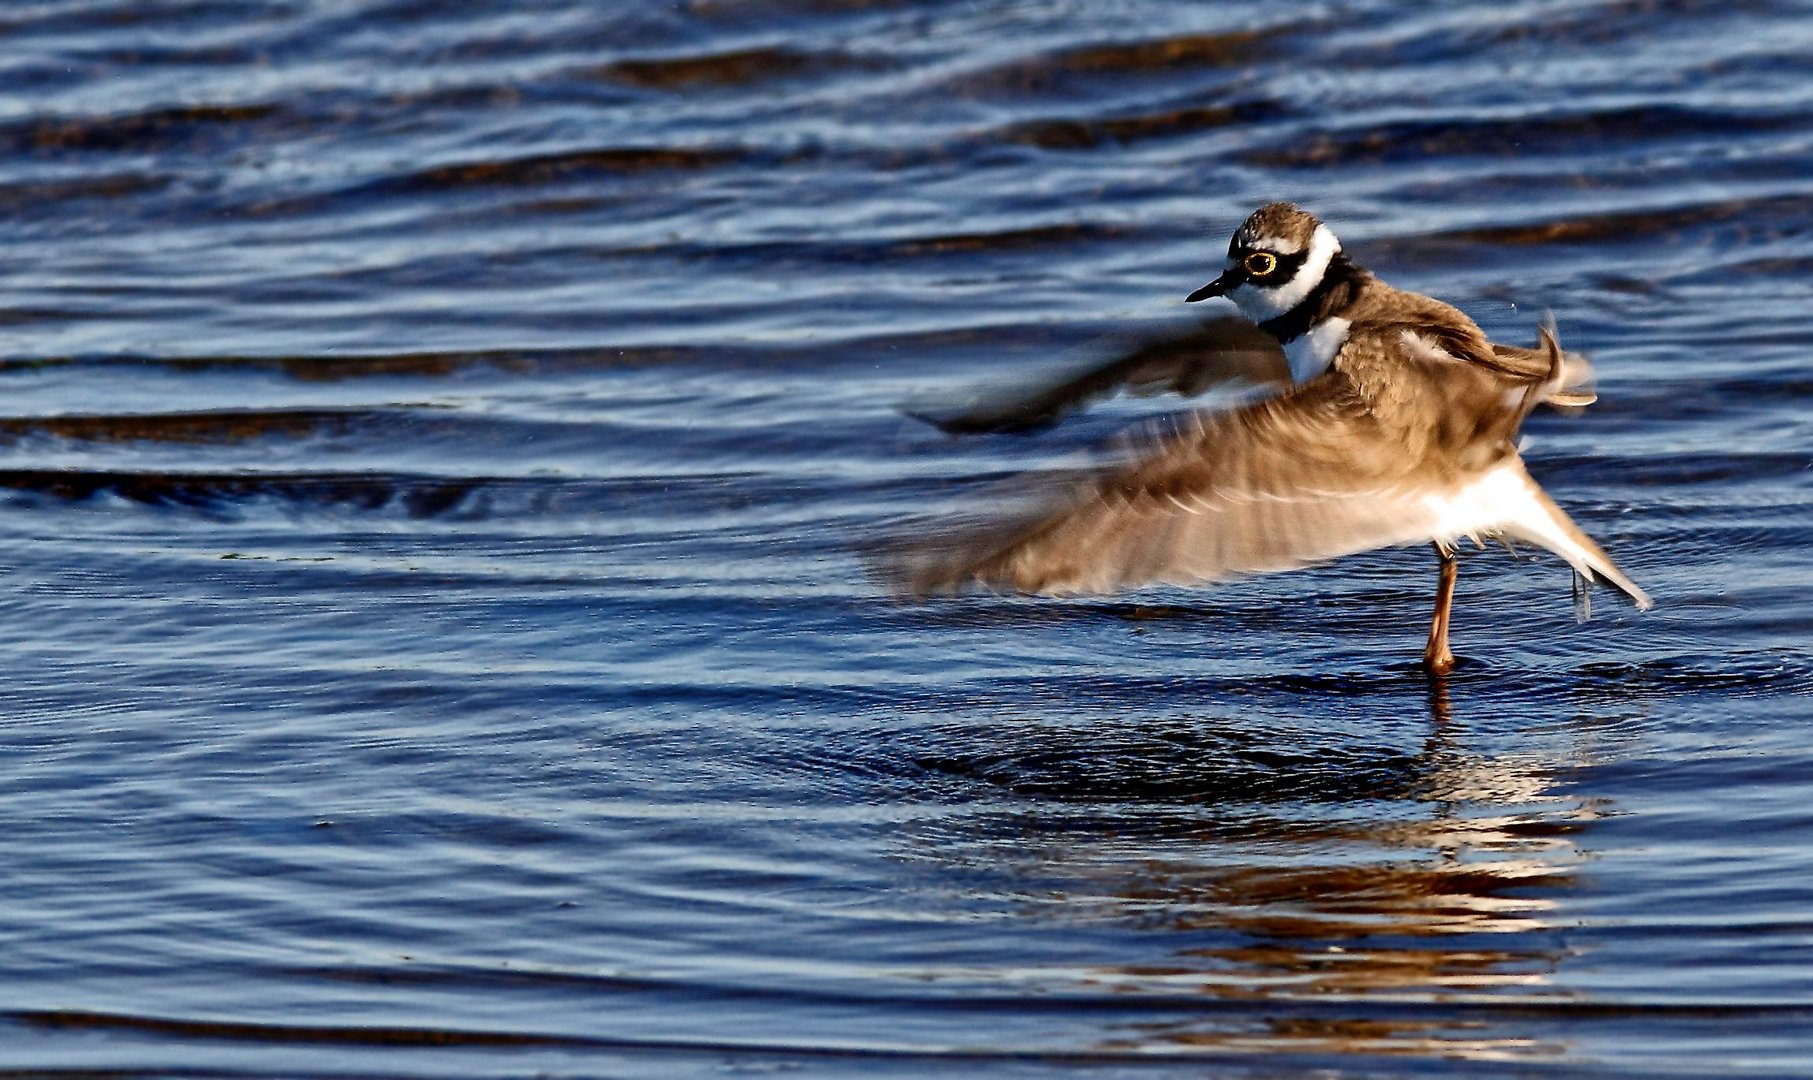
xmin=1226 ymin=223 xmax=1341 ymax=324
xmin=1235 ymin=235 xmax=1304 ymax=256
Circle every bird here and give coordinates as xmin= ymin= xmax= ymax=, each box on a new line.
xmin=911 ymin=216 xmax=1596 ymax=437
xmin=890 ymin=202 xmax=1649 ymax=674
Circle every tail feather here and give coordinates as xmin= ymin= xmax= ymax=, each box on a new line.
xmin=1507 ymin=475 xmax=1652 ymax=611
xmin=1534 ymin=321 xmax=1598 ymax=410
xmin=1486 ymin=321 xmax=1597 ymax=410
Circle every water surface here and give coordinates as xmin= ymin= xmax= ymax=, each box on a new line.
xmin=0 ymin=1 xmax=1810 ymax=1076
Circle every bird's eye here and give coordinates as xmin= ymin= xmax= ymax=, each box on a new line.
xmin=1243 ymin=251 xmax=1278 ymax=276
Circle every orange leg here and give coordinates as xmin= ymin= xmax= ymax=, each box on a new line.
xmin=1424 ymin=544 xmax=1457 ymax=676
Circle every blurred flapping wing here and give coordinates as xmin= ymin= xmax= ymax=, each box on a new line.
xmin=894 ymin=369 xmax=1455 ymax=596
xmin=913 ymin=314 xmax=1291 ymax=435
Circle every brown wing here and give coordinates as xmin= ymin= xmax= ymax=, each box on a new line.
xmin=913 ymin=314 xmax=1290 ymax=435
xmin=892 ymin=323 xmax=1549 ymax=598
xmin=896 ymin=375 xmax=1456 ymax=596
xmin=1348 ymin=283 xmax=1596 ymax=408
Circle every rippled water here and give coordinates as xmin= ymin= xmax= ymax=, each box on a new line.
xmin=0 ymin=1 xmax=1810 ymax=1076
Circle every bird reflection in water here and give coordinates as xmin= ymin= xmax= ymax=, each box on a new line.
xmin=907 ymin=676 xmax=1608 ymax=1062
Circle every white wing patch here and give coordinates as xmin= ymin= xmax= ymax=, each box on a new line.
xmin=1399 ymin=328 xmax=1463 ymax=364
xmin=1284 ymin=316 xmax=1350 ymax=382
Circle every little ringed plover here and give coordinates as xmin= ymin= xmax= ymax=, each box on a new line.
xmin=896 ymin=203 xmax=1649 ymax=673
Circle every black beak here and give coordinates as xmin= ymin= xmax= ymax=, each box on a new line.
xmin=1184 ymin=270 xmax=1237 ymax=303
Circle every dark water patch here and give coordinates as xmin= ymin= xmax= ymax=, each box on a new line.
xmin=0 ymin=408 xmax=405 ymax=446
xmin=282 ymin=962 xmax=696 ymax=994
xmin=378 ymin=145 xmax=757 ymax=193
xmin=1243 ymin=105 xmax=1808 ymax=169
xmin=946 ymin=27 xmax=1287 ymax=97
xmin=0 ymin=172 xmax=173 ymax=212
xmin=0 ymin=469 xmax=539 ymax=519
xmin=0 ymin=307 xmax=144 ymax=332
xmin=0 ymin=0 xmax=261 ymax=41
xmin=875 ymin=222 xmax=1140 ymax=257
xmin=16 ymin=1009 xmax=598 ymax=1050
xmin=1425 ymin=192 xmax=1813 ymax=248
xmin=991 ymin=98 xmax=1286 ymax=150
xmin=681 ymin=0 xmax=933 ymax=19
xmin=1041 ymin=27 xmax=1284 ymax=74
xmin=0 ymin=466 xmax=810 ymax=524
xmin=644 ymin=222 xmax=1155 ymax=273
xmin=1536 ymin=448 xmax=1813 ymax=488
xmin=1568 ymin=649 xmax=1813 ymax=694
xmin=442 ymin=192 xmax=626 ymax=219
xmin=1668 ymin=253 xmax=1813 ymax=282
xmin=1700 ymin=371 xmax=1813 ymax=406
xmin=3 ymin=104 xmax=288 ymax=155
xmin=913 ymin=727 xmax=1426 ymax=805
xmin=1463 ymin=0 xmax=1775 ymax=49
xmin=1689 ymin=45 xmax=1813 ymax=82
xmin=584 ymin=45 xmax=893 ymax=90
xmin=357 ymin=80 xmax=557 ymax=116
xmin=7 ymin=342 xmax=755 ymax=380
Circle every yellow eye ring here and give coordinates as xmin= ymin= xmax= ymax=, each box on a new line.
xmin=1243 ymin=251 xmax=1278 ymax=276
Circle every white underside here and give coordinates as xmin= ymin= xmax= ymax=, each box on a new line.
xmin=1421 ymin=464 xmax=1614 ymax=589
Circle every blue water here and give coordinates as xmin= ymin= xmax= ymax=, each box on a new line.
xmin=0 ymin=1 xmax=1809 ymax=1076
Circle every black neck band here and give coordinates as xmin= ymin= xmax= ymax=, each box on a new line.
xmin=1259 ymin=253 xmax=1363 ymax=343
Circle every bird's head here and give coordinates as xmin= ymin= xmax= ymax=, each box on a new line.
xmin=1186 ymin=203 xmax=1343 ymax=324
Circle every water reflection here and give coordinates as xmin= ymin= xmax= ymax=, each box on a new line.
xmin=907 ymin=677 xmax=1603 ymax=1061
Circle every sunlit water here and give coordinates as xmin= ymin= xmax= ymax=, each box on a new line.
xmin=0 ymin=1 xmax=1809 ymax=1076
